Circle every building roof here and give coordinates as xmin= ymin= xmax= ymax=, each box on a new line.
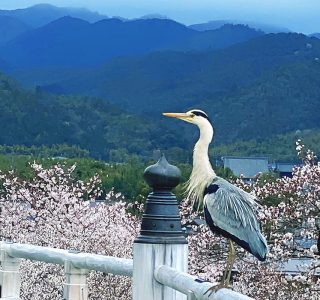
xmin=233 ymin=257 xmax=320 ymax=276
xmin=278 ymin=257 xmax=320 ymax=276
xmin=294 ymin=238 xmax=317 ymax=249
xmin=276 ymin=162 xmax=300 ymax=173
xmin=222 ymin=156 xmax=269 ymax=178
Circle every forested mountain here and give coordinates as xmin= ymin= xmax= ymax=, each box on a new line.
xmin=0 ymin=72 xmax=186 ymax=160
xmin=0 ymin=4 xmax=107 ymax=27
xmin=0 ymin=16 xmax=31 ymax=46
xmin=38 ymin=33 xmax=320 ymax=145
xmin=199 ymin=61 xmax=320 ymax=143
xmin=0 ymin=17 xmax=193 ymax=67
xmin=0 ymin=63 xmax=319 ymax=162
xmin=0 ymin=58 xmax=10 ymax=71
xmin=0 ymin=5 xmax=319 ymax=162
xmin=189 ymin=20 xmax=290 ymax=33
xmin=210 ymin=129 xmax=320 ymax=162
xmin=0 ymin=18 xmax=261 ymax=70
xmin=43 ymin=33 xmax=320 ymax=112
xmin=173 ymin=24 xmax=263 ymax=51
xmin=311 ymin=33 xmax=320 ymax=39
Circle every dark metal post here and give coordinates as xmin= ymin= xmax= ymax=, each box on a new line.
xmin=135 ymin=154 xmax=187 ymax=244
xmin=133 ymin=154 xmax=188 ymax=300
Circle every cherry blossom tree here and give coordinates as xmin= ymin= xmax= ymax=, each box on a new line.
xmin=231 ymin=140 xmax=320 ymax=299
xmin=1 ymin=141 xmax=319 ymax=299
xmin=0 ymin=162 xmax=141 ymax=299
xmin=180 ymin=140 xmax=319 ymax=299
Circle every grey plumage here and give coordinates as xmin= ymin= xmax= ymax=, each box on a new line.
xmin=204 ymin=177 xmax=268 ymax=261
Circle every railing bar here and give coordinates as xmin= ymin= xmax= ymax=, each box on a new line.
xmin=187 ymin=292 xmax=197 ymax=300
xmin=1 ymin=242 xmax=133 ymax=277
xmin=154 ymin=265 xmax=255 ymax=300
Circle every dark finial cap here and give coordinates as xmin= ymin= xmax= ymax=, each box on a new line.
xmin=144 ymin=154 xmax=181 ymax=189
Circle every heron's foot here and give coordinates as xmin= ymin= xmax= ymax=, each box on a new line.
xmin=203 ymin=283 xmax=224 ymax=297
xmin=221 ymin=277 xmax=232 ymax=289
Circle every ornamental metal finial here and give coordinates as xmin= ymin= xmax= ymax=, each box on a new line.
xmin=135 ymin=154 xmax=187 ymax=244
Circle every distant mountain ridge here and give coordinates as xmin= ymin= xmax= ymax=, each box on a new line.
xmin=190 ymin=20 xmax=291 ymax=33
xmin=0 ymin=17 xmax=262 ymax=69
xmin=0 ymin=3 xmax=107 ymax=27
xmin=0 ymin=3 xmax=319 ymax=153
xmin=311 ymin=33 xmax=320 ymax=39
xmin=0 ymin=16 xmax=32 ymax=46
xmin=0 ymin=57 xmax=11 ymax=71
xmin=173 ymin=24 xmax=263 ymax=51
xmin=43 ymin=33 xmax=320 ymax=112
xmin=39 ymin=33 xmax=320 ymax=144
xmin=0 ymin=71 xmax=181 ymax=159
xmin=199 ymin=61 xmax=320 ymax=143
xmin=2 ymin=69 xmax=318 ymax=162
xmin=0 ymin=16 xmax=193 ymax=67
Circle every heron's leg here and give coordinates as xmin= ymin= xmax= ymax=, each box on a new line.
xmin=220 ymin=239 xmax=233 ymax=287
xmin=204 ymin=240 xmax=233 ymax=296
xmin=225 ymin=240 xmax=236 ymax=286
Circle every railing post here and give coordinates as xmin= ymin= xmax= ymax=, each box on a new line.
xmin=133 ymin=154 xmax=188 ymax=300
xmin=63 ymin=256 xmax=89 ymax=300
xmin=0 ymin=241 xmax=21 ymax=299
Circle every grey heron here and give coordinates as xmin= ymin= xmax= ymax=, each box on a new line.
xmin=163 ymin=109 xmax=268 ymax=290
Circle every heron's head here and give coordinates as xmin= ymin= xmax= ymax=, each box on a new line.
xmin=162 ymin=109 xmax=211 ymax=128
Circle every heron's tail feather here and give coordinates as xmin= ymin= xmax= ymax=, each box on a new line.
xmin=249 ymin=231 xmax=268 ymax=261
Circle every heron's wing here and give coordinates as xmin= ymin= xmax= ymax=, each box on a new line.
xmin=204 ymin=177 xmax=267 ymax=261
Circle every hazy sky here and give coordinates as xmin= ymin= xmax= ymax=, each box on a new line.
xmin=1 ymin=0 xmax=320 ymax=33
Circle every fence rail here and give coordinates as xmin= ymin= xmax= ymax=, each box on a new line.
xmin=0 ymin=241 xmax=253 ymax=300
xmin=1 ymin=242 xmax=133 ymax=277
xmin=0 ymin=156 xmax=255 ymax=300
xmin=154 ymin=265 xmax=253 ymax=300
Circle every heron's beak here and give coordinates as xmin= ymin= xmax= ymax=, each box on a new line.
xmin=162 ymin=112 xmax=193 ymax=123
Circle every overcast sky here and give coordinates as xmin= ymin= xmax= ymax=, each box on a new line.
xmin=1 ymin=0 xmax=319 ymax=33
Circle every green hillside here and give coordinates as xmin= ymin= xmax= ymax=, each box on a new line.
xmin=199 ymin=61 xmax=320 ymax=143
xmin=0 ymin=70 xmax=318 ymax=163
xmin=43 ymin=33 xmax=320 ymax=114
xmin=210 ymin=129 xmax=320 ymax=161
xmin=1 ymin=33 xmax=320 ymax=162
xmin=0 ymin=72 xmax=186 ymax=160
xmin=42 ymin=33 xmax=320 ymax=144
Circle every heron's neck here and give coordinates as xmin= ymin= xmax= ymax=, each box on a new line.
xmin=186 ymin=123 xmax=216 ymax=205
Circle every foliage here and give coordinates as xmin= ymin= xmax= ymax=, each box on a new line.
xmin=231 ymin=140 xmax=320 ymax=298
xmin=0 ymin=73 xmax=188 ymax=161
xmin=210 ymin=129 xmax=320 ymax=162
xmin=0 ymin=162 xmax=142 ymax=299
xmin=43 ymin=33 xmax=320 ymax=128
xmin=0 ymin=148 xmax=235 ymax=202
xmin=201 ymin=61 xmax=320 ymax=144
xmin=0 ymin=154 xmax=148 ymax=201
xmin=0 ymin=144 xmax=90 ymax=158
xmin=1 ymin=58 xmax=320 ymax=162
xmin=184 ymin=141 xmax=320 ymax=299
xmin=0 ymin=142 xmax=319 ymax=299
